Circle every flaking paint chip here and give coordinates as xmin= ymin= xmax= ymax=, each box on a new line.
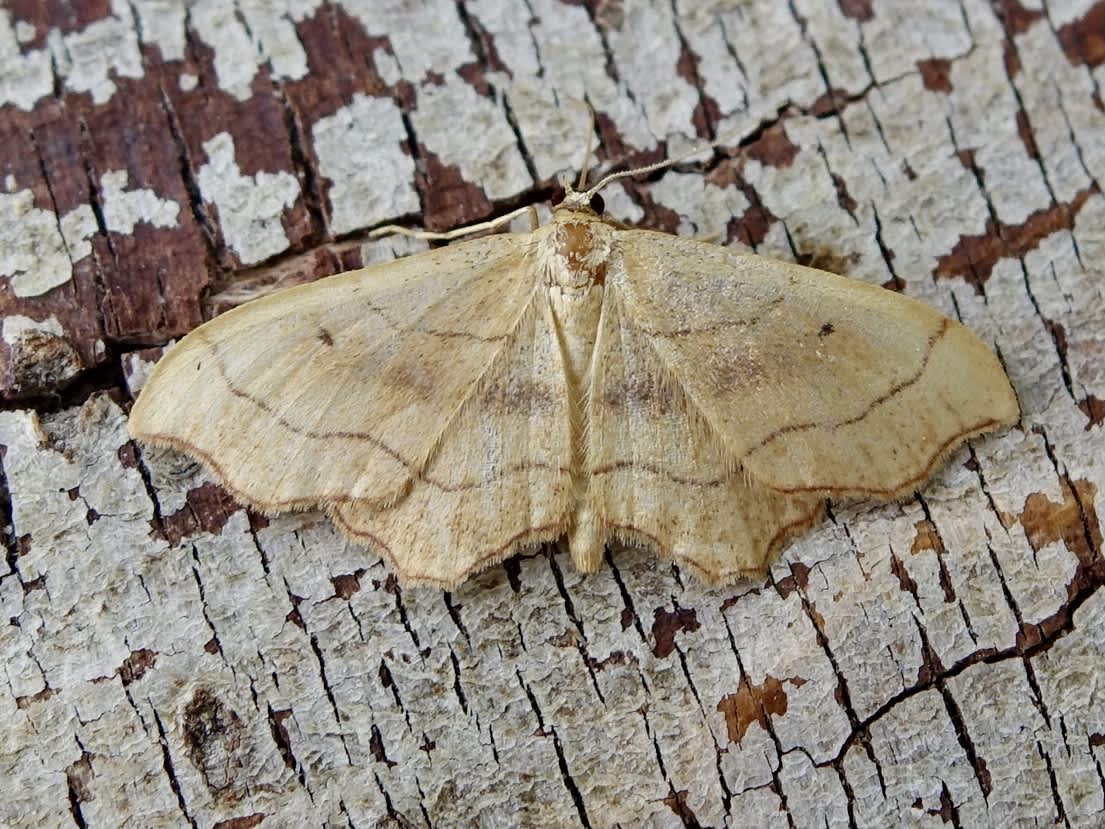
xmin=129 ymin=160 xmax=1019 ymax=588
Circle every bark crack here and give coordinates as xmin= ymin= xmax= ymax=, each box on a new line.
xmin=189 ymin=547 xmax=226 ymax=664
xmin=500 ymin=91 xmax=540 ymax=185
xmin=1038 ymin=738 xmax=1072 ymax=828
xmin=518 ymin=672 xmax=592 ymax=828
xmin=267 ymin=702 xmax=310 ymax=793
xmin=276 ymin=86 xmax=327 ymax=243
xmin=776 ymin=540 xmax=887 ymax=797
xmin=308 ymin=634 xmax=353 ymax=764
xmin=128 ymin=439 xmax=167 ymax=540
xmin=925 ymin=623 xmax=993 ymax=799
xmin=157 ymin=84 xmax=223 ymax=266
xmin=442 ymin=591 xmax=471 ymax=645
xmin=27 ymin=129 xmax=105 ymax=326
xmin=151 ymin=707 xmax=200 ymax=829
xmin=916 ymin=493 xmax=979 ymax=645
xmin=547 ymin=553 xmax=607 ymax=704
xmin=605 ymin=553 xmax=648 ymax=641
xmin=815 ymin=141 xmax=860 ymax=225
xmin=0 ymin=451 xmax=21 ymax=587
xmin=714 ymin=16 xmax=750 ymax=110
xmin=669 ymin=0 xmax=718 ymax=139
xmin=64 ymin=740 xmax=91 ymax=829
xmin=387 ymin=577 xmax=423 ymax=654
xmin=447 ymin=643 xmax=469 ymax=716
xmin=786 ymin=0 xmax=853 ymax=146
xmin=574 ymin=1 xmax=620 ymax=87
xmin=378 ymin=659 xmax=414 ymax=733
xmin=1054 ymin=84 xmax=1103 ymax=199
xmin=517 ymin=0 xmax=546 ymax=81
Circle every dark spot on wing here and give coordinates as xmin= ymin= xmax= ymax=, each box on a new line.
xmin=318 ymin=327 xmax=334 ymax=346
xmin=602 ymin=376 xmax=681 ymax=415
xmin=382 ymin=362 xmax=438 ymax=402
xmin=818 ymin=322 xmax=835 ymax=338
xmin=479 ymin=376 xmax=558 ymax=415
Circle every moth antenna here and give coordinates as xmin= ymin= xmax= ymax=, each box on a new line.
xmin=368 ymin=203 xmax=537 ymax=241
xmin=576 ymin=102 xmax=597 ymax=190
xmin=583 ymin=132 xmax=734 ymax=200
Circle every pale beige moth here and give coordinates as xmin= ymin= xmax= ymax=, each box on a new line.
xmin=128 ymin=160 xmax=1019 ymax=587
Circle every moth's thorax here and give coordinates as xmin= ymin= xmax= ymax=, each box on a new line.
xmin=539 ymin=209 xmax=616 ymax=293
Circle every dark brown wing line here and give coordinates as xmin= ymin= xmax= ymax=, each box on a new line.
xmin=194 ymin=326 xmax=563 ymax=493
xmin=744 ymin=318 xmax=950 ymax=455
xmin=616 ymin=316 xmax=995 ymax=496
xmin=194 ymin=291 xmax=965 ymax=499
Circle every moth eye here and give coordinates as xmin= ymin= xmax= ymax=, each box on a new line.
xmin=589 ymin=193 xmax=605 ymax=214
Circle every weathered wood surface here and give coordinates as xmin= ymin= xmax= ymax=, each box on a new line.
xmin=1 ymin=1 xmax=1104 ymax=827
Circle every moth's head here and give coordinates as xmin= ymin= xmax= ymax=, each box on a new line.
xmin=555 ymin=135 xmax=724 ymax=222
xmin=555 ymin=181 xmax=606 ymax=216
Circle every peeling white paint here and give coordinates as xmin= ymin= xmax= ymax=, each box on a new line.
xmin=187 ymin=0 xmax=259 ymax=102
xmin=58 ymin=205 xmax=98 ymax=265
xmin=647 ymin=172 xmax=750 ymax=240
xmin=465 ymin=0 xmax=656 ymax=180
xmin=122 ymin=345 xmax=170 ymax=399
xmin=0 ymin=190 xmax=96 ymax=298
xmin=0 ymin=10 xmax=54 ymax=111
xmin=13 ymin=19 xmax=35 ymax=44
xmin=599 ymin=183 xmax=646 ymax=226
xmin=49 ymin=0 xmax=144 ymax=105
xmin=373 ymin=49 xmax=403 ymax=87
xmin=189 ymin=0 xmax=321 ymax=101
xmin=196 ymin=132 xmax=301 ymax=265
xmin=340 ymin=0 xmax=473 ymax=82
xmin=237 ymin=0 xmax=319 ymax=82
xmin=131 ymin=0 xmax=187 ymax=62
xmin=1 ymin=0 xmax=328 ymax=111
xmin=312 ymin=94 xmax=419 ymax=235
xmin=2 ymin=314 xmax=65 ymax=345
xmin=0 ymin=2 xmax=144 ymax=110
xmin=410 ymin=77 xmax=532 ymax=202
xmin=100 ymin=170 xmax=180 ymax=235
xmin=0 ymin=171 xmax=176 ymax=299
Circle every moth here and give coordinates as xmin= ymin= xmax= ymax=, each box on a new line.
xmin=129 ymin=158 xmax=1019 ymax=588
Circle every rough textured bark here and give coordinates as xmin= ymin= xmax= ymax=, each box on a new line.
xmin=1 ymin=1 xmax=1103 ymax=827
